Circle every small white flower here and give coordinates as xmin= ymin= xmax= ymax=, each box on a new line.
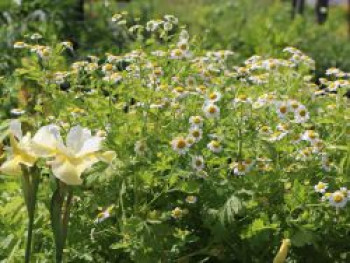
xmin=94 ymin=206 xmax=114 ymax=224
xmin=231 ymin=162 xmax=249 ymax=176
xmin=233 ymin=95 xmax=252 ymax=105
xmin=207 ymin=140 xmax=222 ymax=153
xmin=268 ymin=131 xmax=288 ymax=142
xmin=203 ymin=103 xmax=220 ymax=119
xmin=171 ymin=137 xmax=189 ymax=155
xmin=101 ymin=63 xmax=115 ymax=74
xmin=13 ymin=41 xmax=28 ymax=49
xmin=61 ymin=41 xmax=73 ymax=50
xmin=189 ymin=116 xmax=203 ymax=127
xmin=276 ymin=102 xmax=289 ymax=119
xmin=206 ymin=91 xmax=221 ymax=103
xmin=294 ymin=105 xmax=309 ymax=123
xmin=103 ymin=72 xmax=122 ymax=84
xmin=189 ymin=127 xmax=203 ymax=142
xmin=314 ymin=182 xmax=328 ymax=194
xmin=30 ymin=33 xmax=42 ymax=40
xmin=301 ymin=130 xmax=319 ymax=144
xmin=192 ymin=156 xmax=205 ymax=171
xmin=329 ymin=191 xmax=347 ymax=208
xmin=170 ymin=48 xmax=185 ymax=59
xmin=185 ymin=195 xmax=198 ymax=204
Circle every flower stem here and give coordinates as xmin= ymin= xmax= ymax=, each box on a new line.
xmin=21 ymin=166 xmax=40 ymax=263
xmin=50 ymin=181 xmax=73 ymax=263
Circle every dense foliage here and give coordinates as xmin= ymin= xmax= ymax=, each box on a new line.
xmin=0 ymin=1 xmax=349 ymax=262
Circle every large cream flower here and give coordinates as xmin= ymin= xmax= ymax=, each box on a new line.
xmin=32 ymin=125 xmax=115 ymax=185
xmin=0 ymin=120 xmax=37 ymax=175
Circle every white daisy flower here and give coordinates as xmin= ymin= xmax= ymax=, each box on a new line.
xmin=233 ymin=94 xmax=252 ymax=106
xmin=207 ymin=91 xmax=221 ymax=103
xmin=13 ymin=41 xmax=28 ymax=49
xmin=171 ymin=137 xmax=189 ymax=155
xmin=203 ymin=103 xmax=220 ymax=119
xmin=171 ymin=207 xmax=183 ymax=219
xmin=185 ymin=195 xmax=198 ymax=204
xmin=340 ymin=187 xmax=350 ymax=201
xmin=101 ymin=63 xmax=115 ymax=74
xmin=177 ymin=40 xmax=189 ymax=51
xmin=103 ymin=72 xmax=122 ymax=84
xmin=30 ymin=33 xmax=42 ymax=40
xmin=231 ymin=162 xmax=249 ymax=176
xmin=189 ymin=127 xmax=203 ymax=142
xmin=207 ymin=140 xmax=222 ymax=153
xmin=288 ymin=100 xmax=301 ymax=112
xmin=170 ymin=48 xmax=186 ymax=59
xmin=186 ymin=136 xmax=196 ymax=147
xmin=301 ymin=130 xmax=319 ymax=144
xmin=259 ymin=125 xmax=273 ymax=136
xmin=329 ymin=191 xmax=347 ymax=208
xmin=192 ymin=156 xmax=205 ymax=171
xmin=276 ymin=102 xmax=289 ymax=119
xmin=314 ymin=182 xmax=328 ymax=194
xmin=189 ymin=116 xmax=204 ymax=127
xmin=294 ymin=105 xmax=310 ymax=123
xmin=268 ymin=131 xmax=288 ymax=142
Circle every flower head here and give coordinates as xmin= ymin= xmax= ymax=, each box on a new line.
xmin=171 ymin=137 xmax=189 ymax=155
xmin=31 ymin=125 xmax=115 ymax=185
xmin=314 ymin=182 xmax=328 ymax=194
xmin=0 ymin=120 xmax=37 ymax=175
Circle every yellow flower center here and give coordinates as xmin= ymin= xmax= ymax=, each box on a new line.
xmin=192 ymin=130 xmax=200 ymax=138
xmin=105 ymin=64 xmax=113 ymax=71
xmin=208 ymin=106 xmax=217 ymax=114
xmin=195 ymin=160 xmax=203 ymax=166
xmin=209 ymin=93 xmax=217 ymax=100
xmin=154 ymin=69 xmax=162 ymax=75
xmin=211 ymin=141 xmax=220 ymax=148
xmin=279 ymin=105 xmax=287 ymax=114
xmin=176 ymin=139 xmax=187 ymax=149
xmin=333 ymin=193 xmax=344 ymax=203
xmin=175 ymin=87 xmax=184 ymax=93
xmin=175 ymin=49 xmax=182 ymax=56
xmin=299 ymin=109 xmax=306 ymax=117
xmin=291 ymin=102 xmax=299 ymax=109
xmin=308 ymin=131 xmax=316 ymax=139
xmin=193 ymin=117 xmax=201 ymax=124
xmin=261 ymin=126 xmax=269 ymax=132
xmin=238 ymin=163 xmax=246 ymax=172
xmin=179 ymin=43 xmax=188 ymax=50
xmin=317 ymin=183 xmax=325 ymax=190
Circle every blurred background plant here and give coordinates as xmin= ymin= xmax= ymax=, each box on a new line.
xmin=0 ymin=0 xmax=349 ymax=262
xmin=1 ymin=0 xmax=349 ymax=76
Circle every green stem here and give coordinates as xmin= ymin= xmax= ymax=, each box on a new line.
xmin=25 ymin=211 xmax=34 ymax=263
xmin=50 ymin=181 xmax=73 ymax=263
xmin=21 ymin=167 xmax=40 ymax=263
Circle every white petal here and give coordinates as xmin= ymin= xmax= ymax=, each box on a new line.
xmin=0 ymin=157 xmax=21 ymax=175
xmin=77 ymin=137 xmax=103 ymax=156
xmin=9 ymin=119 xmax=22 ymax=139
xmin=66 ymin=126 xmax=92 ymax=153
xmin=50 ymin=156 xmax=83 ymax=185
xmin=32 ymin=125 xmax=61 ymax=157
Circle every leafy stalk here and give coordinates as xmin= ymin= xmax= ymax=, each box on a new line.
xmin=20 ymin=165 xmax=40 ymax=263
xmin=50 ymin=180 xmax=73 ymax=263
